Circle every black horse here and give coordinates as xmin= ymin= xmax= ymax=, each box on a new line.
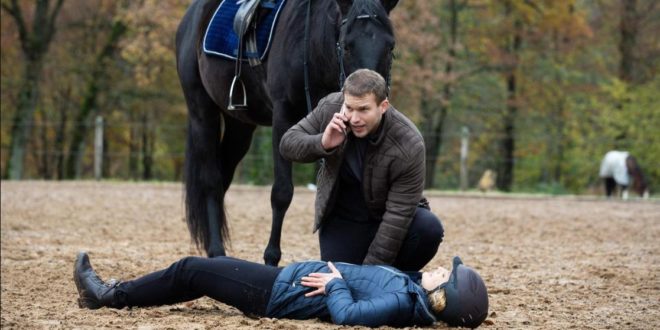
xmin=176 ymin=0 xmax=399 ymax=265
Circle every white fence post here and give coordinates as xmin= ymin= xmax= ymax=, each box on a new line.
xmin=460 ymin=126 xmax=469 ymax=191
xmin=94 ymin=116 xmax=104 ymax=180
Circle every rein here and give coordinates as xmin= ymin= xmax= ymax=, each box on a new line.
xmin=303 ymin=0 xmax=313 ymax=114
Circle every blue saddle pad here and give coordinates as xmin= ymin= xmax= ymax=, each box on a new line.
xmin=203 ymin=0 xmax=286 ymax=61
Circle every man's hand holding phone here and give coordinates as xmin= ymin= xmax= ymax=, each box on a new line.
xmin=321 ymin=106 xmax=349 ymax=150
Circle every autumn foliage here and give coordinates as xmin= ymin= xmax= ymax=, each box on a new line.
xmin=1 ymin=0 xmax=658 ymax=195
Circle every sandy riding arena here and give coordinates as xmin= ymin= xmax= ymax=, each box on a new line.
xmin=1 ymin=181 xmax=659 ymax=329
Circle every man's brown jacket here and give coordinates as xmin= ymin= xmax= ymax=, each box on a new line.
xmin=279 ymin=92 xmax=426 ymax=265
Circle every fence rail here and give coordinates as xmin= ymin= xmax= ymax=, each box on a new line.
xmin=0 ymin=116 xmax=626 ymax=193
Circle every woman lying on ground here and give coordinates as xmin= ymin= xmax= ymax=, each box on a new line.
xmin=74 ymin=252 xmax=489 ymax=328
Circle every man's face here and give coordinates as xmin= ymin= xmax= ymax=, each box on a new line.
xmin=342 ymin=92 xmax=389 ymax=138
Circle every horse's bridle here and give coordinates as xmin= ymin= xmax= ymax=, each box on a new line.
xmin=302 ymin=2 xmax=394 ymax=114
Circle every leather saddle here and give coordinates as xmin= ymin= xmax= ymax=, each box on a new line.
xmin=229 ymin=0 xmax=277 ymax=110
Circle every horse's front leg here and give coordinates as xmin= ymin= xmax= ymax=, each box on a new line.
xmin=264 ymin=108 xmax=297 ymax=266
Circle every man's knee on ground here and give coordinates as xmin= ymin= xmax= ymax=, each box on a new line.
xmin=426 ymin=217 xmax=444 ymax=245
xmin=414 ymin=207 xmax=444 ymax=244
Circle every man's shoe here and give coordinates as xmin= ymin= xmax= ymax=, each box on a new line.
xmin=73 ymin=252 xmax=123 ymax=309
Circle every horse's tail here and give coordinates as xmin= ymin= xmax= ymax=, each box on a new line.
xmin=184 ymin=119 xmax=230 ymax=254
xmin=178 ymin=0 xmax=230 ymax=255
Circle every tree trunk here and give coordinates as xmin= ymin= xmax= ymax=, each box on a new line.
xmin=550 ymin=25 xmax=568 ymax=185
xmin=64 ymin=20 xmax=126 ymax=178
xmin=497 ymin=78 xmax=516 ymax=191
xmin=3 ymin=0 xmax=65 ymax=179
xmin=142 ymin=112 xmax=154 ymax=180
xmin=102 ymin=124 xmax=110 ymax=178
xmin=422 ymin=0 xmax=460 ymax=189
xmin=37 ymin=106 xmax=51 ymax=179
xmin=54 ymin=92 xmax=68 ymax=180
xmin=425 ymin=99 xmax=450 ymax=189
xmin=129 ymin=116 xmax=139 ymax=179
xmin=619 ymin=0 xmax=638 ymax=82
xmin=422 ymin=97 xmax=441 ymax=189
xmin=497 ymin=2 xmax=522 ymax=192
xmin=7 ymin=60 xmax=42 ymax=179
xmin=552 ymin=101 xmax=566 ymax=183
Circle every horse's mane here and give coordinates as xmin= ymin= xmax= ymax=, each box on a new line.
xmin=309 ymin=0 xmax=342 ymax=70
xmin=273 ymin=0 xmax=342 ymax=91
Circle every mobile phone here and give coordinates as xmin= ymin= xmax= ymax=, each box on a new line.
xmin=340 ymin=107 xmax=349 ymax=133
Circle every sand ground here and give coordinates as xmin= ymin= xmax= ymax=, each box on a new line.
xmin=1 ymin=181 xmax=659 ymax=329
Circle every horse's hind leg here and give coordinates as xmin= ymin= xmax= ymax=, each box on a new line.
xmin=176 ymin=0 xmax=236 ymax=257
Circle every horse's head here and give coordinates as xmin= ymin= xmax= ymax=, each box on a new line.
xmin=337 ymin=0 xmax=398 ymax=90
xmin=626 ymin=155 xmax=650 ymax=198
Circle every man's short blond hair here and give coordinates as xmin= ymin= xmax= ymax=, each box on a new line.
xmin=342 ymin=69 xmax=388 ymax=104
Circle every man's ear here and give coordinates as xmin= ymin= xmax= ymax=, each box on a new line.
xmin=380 ymin=99 xmax=389 ymax=113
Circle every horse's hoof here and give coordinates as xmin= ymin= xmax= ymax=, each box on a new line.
xmin=263 ymin=250 xmax=281 ymax=266
xmin=207 ymin=247 xmax=226 ymax=258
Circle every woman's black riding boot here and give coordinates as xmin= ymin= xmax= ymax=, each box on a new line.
xmin=73 ymin=252 xmax=127 ymax=309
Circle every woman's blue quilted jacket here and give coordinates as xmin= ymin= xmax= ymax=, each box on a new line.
xmin=265 ymin=261 xmax=437 ymax=327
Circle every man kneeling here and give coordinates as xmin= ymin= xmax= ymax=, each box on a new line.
xmin=280 ymin=69 xmax=444 ymax=271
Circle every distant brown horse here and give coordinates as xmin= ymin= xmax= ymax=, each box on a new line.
xmin=599 ymin=150 xmax=649 ymax=199
xmin=176 ymin=0 xmax=399 ymax=265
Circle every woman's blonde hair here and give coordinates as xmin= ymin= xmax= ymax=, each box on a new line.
xmin=427 ymin=287 xmax=447 ymax=313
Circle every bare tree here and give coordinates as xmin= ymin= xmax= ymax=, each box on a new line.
xmin=421 ymin=0 xmax=467 ymax=188
xmin=496 ymin=0 xmax=522 ymax=192
xmin=392 ymin=0 xmax=474 ymax=189
xmin=64 ymin=19 xmax=126 ymax=178
xmin=2 ymin=0 xmax=65 ymax=179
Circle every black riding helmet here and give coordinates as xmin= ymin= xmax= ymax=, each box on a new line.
xmin=433 ymin=256 xmax=489 ymax=328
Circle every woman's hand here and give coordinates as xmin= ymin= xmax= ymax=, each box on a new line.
xmin=300 ymin=262 xmax=343 ymax=297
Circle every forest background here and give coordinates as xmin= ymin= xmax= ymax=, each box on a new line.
xmin=1 ymin=0 xmax=658 ymax=195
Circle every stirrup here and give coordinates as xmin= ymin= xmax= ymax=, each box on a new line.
xmin=228 ymin=75 xmax=247 ymax=110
